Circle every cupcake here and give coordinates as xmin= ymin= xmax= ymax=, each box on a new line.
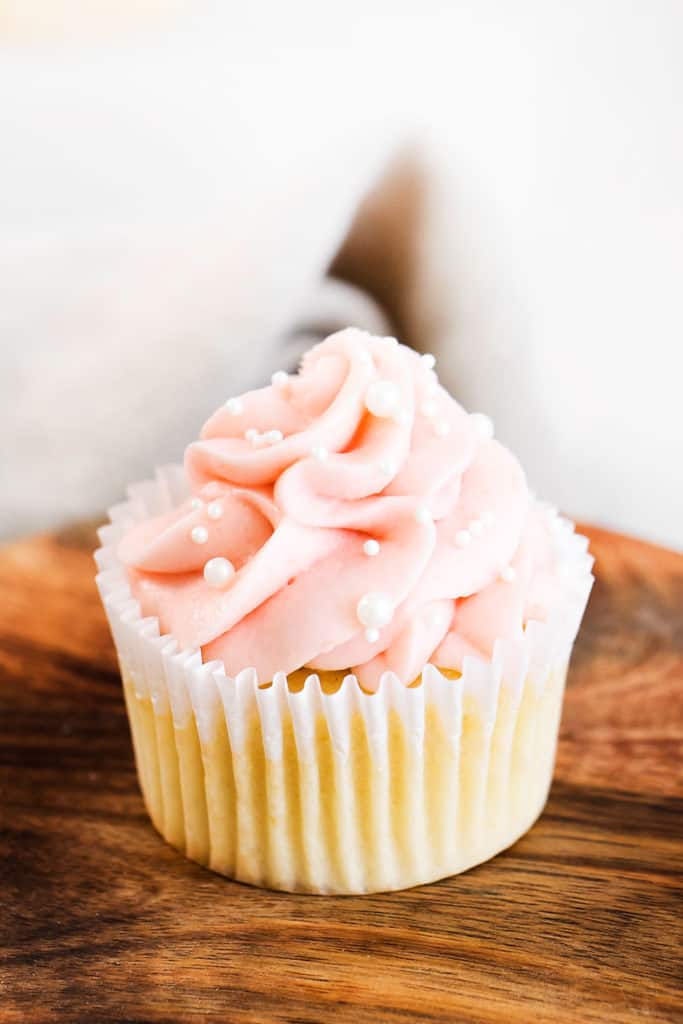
xmin=96 ymin=329 xmax=593 ymax=893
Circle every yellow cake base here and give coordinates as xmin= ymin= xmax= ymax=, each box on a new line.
xmin=120 ymin=663 xmax=567 ymax=894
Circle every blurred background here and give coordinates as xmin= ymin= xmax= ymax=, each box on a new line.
xmin=1 ymin=0 xmax=681 ymax=548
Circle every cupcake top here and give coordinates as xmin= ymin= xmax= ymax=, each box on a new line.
xmin=119 ymin=329 xmax=564 ymax=691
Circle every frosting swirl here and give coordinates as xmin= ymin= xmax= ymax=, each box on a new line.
xmin=120 ymin=329 xmax=561 ymax=690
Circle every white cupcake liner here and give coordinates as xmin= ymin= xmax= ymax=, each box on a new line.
xmin=95 ymin=465 xmax=593 ymax=893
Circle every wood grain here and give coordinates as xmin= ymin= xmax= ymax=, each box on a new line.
xmin=1 ymin=523 xmax=681 ymax=1023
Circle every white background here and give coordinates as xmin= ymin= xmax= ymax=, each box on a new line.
xmin=1 ymin=1 xmax=681 ymax=547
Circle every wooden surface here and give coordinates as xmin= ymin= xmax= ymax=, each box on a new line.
xmin=0 ymin=522 xmax=681 ymax=1023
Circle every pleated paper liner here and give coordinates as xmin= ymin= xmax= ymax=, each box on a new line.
xmin=95 ymin=465 xmax=594 ymax=894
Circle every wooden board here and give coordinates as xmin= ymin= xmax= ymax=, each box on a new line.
xmin=0 ymin=522 xmax=681 ymax=1023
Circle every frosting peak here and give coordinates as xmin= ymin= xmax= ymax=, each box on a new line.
xmin=119 ymin=329 xmax=560 ymax=690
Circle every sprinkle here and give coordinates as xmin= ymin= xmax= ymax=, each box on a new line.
xmin=225 ymin=398 xmax=243 ymax=415
xmin=246 ymin=428 xmax=284 ymax=447
xmin=365 ymin=627 xmax=380 ymax=643
xmin=207 ymin=500 xmax=224 ymax=520
xmin=455 ymin=529 xmax=472 ymax=548
xmin=469 ymin=519 xmax=484 ymax=536
xmin=363 ymin=539 xmax=381 ymax=557
xmin=425 ymin=607 xmax=448 ymax=629
xmin=421 ymin=353 xmax=436 ymax=370
xmin=420 ymin=400 xmax=437 ymax=418
xmin=311 ymin=445 xmax=329 ymax=462
xmin=357 ymin=592 xmax=394 ymax=630
xmin=190 ymin=526 xmax=208 ymax=545
xmin=500 ymin=565 xmax=517 ymax=582
xmin=470 ymin=412 xmax=494 ymax=439
xmin=415 ymin=504 xmax=432 ymax=525
xmin=271 ymin=371 xmax=289 ymax=389
xmin=190 ymin=497 xmax=203 ymax=511
xmin=203 ymin=557 xmax=235 ymax=588
xmin=378 ymin=458 xmax=398 ymax=478
xmin=434 ymin=419 xmax=450 ymax=437
xmin=365 ymin=379 xmax=402 ymax=419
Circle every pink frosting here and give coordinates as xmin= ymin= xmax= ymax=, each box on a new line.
xmin=119 ymin=329 xmax=564 ymax=690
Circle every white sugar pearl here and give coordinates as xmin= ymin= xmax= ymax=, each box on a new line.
xmin=365 ymin=627 xmax=380 ymax=644
xmin=415 ymin=504 xmax=432 ymax=525
xmin=363 ymin=539 xmax=381 ymax=557
xmin=482 ymin=511 xmax=496 ymax=527
xmin=225 ymin=397 xmax=243 ymax=415
xmin=420 ymin=400 xmax=437 ymax=418
xmin=357 ymin=592 xmax=394 ymax=630
xmin=203 ymin=557 xmax=235 ymax=588
xmin=469 ymin=519 xmax=484 ymax=536
xmin=358 ymin=349 xmax=374 ymax=364
xmin=500 ymin=565 xmax=517 ymax=582
xmin=190 ymin=497 xmax=203 ymax=511
xmin=425 ymin=607 xmax=447 ymax=629
xmin=381 ymin=335 xmax=399 ymax=347
xmin=311 ymin=445 xmax=329 ymax=462
xmin=434 ymin=420 xmax=450 ymax=437
xmin=421 ymin=353 xmax=436 ymax=369
xmin=271 ymin=371 xmax=289 ymax=388
xmin=190 ymin=526 xmax=208 ymax=545
xmin=263 ymin=429 xmax=283 ymax=444
xmin=470 ymin=412 xmax=494 ymax=439
xmin=245 ymin=428 xmax=259 ymax=442
xmin=365 ymin=379 xmax=401 ymax=418
xmin=378 ymin=458 xmax=398 ymax=477
xmin=455 ymin=529 xmax=472 ymax=548
xmin=207 ymin=500 xmax=224 ymax=520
